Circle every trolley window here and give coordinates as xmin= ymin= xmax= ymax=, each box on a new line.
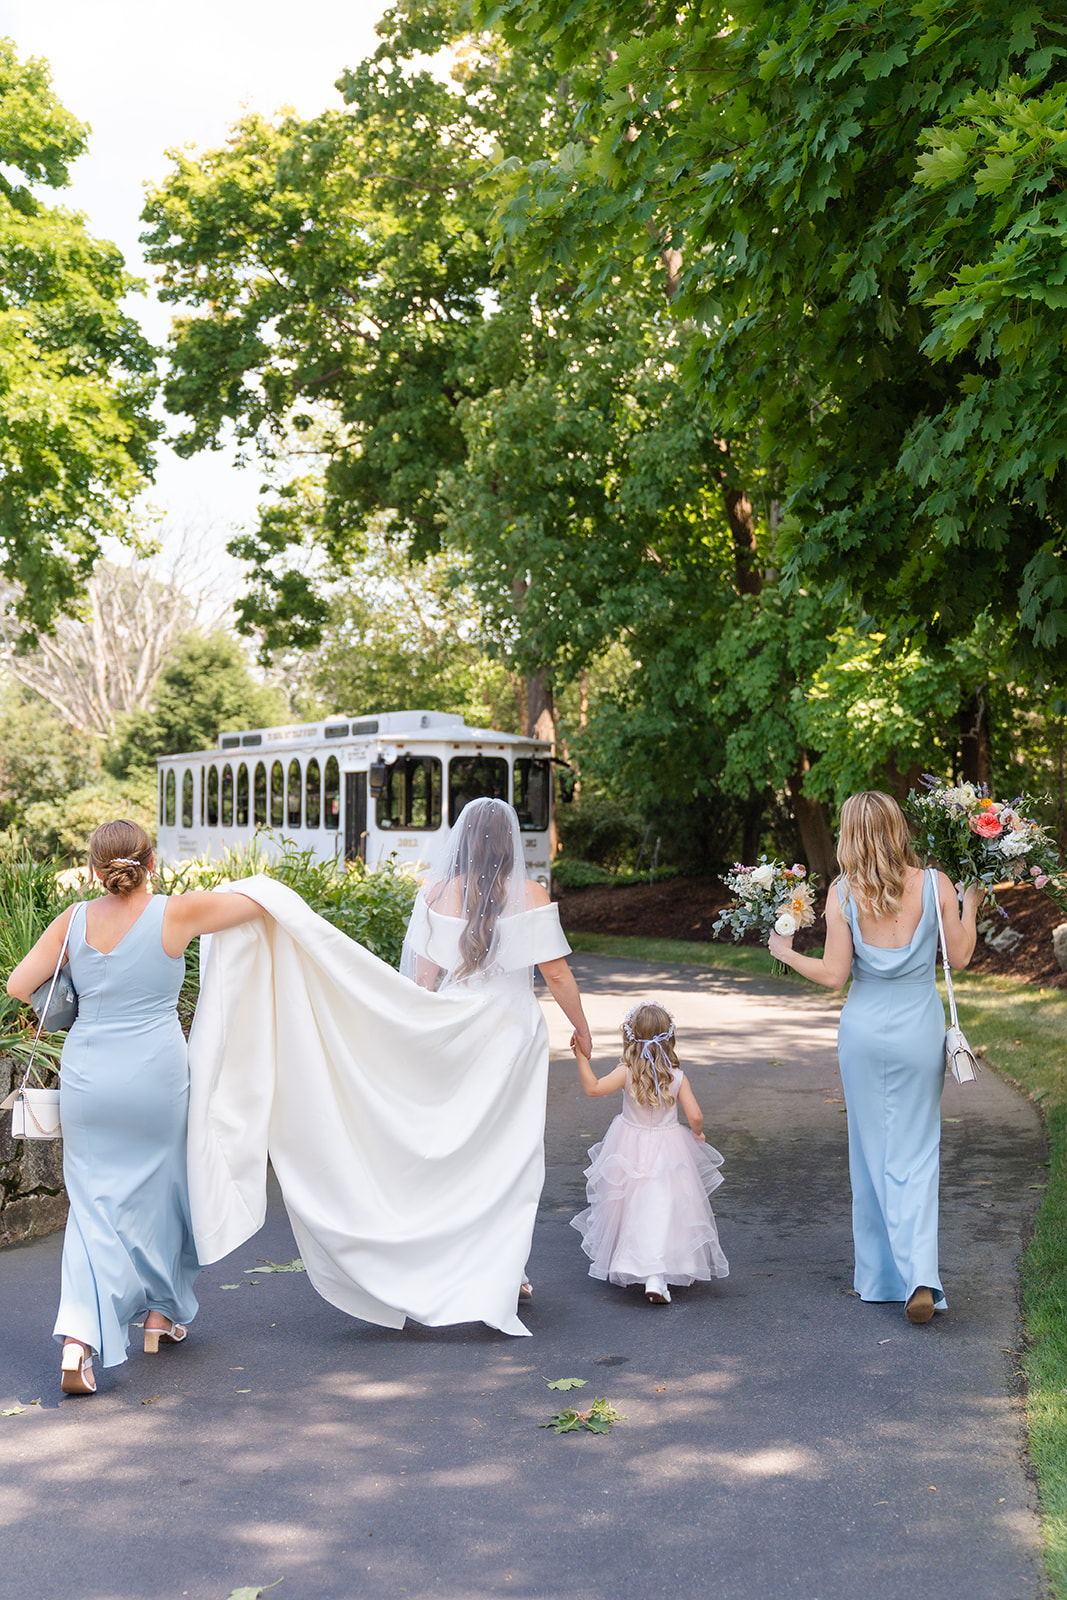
xmin=158 ymin=771 xmax=165 ymax=826
xmin=164 ymin=770 xmax=176 ymax=828
xmin=287 ymin=759 xmax=302 ymax=829
xmin=376 ymin=755 xmax=442 ymax=831
xmin=182 ymin=769 xmax=194 ymax=829
xmin=270 ymin=761 xmax=284 ymax=829
xmin=324 ymin=756 xmax=340 ymax=829
xmin=236 ymin=763 xmax=249 ymax=827
xmin=448 ymin=755 xmax=508 ymax=825
xmin=254 ymin=762 xmax=267 ymax=826
xmin=513 ymin=757 xmax=551 ymax=832
xmin=221 ymin=764 xmax=234 ymax=827
xmin=305 ymin=759 xmax=321 ymax=828
xmin=207 ymin=764 xmax=220 ymax=827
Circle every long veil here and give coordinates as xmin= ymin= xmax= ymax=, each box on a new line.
xmin=399 ymin=797 xmax=532 ymax=994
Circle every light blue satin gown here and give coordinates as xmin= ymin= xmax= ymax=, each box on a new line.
xmin=837 ymin=871 xmax=946 ymax=1309
xmin=54 ymin=897 xmax=200 ymax=1366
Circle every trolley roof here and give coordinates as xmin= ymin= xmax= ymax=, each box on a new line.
xmin=155 ymin=710 xmax=552 ymax=763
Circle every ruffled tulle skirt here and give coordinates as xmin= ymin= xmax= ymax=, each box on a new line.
xmin=570 ymin=1115 xmax=729 ymax=1286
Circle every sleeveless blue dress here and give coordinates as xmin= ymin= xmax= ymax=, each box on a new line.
xmin=54 ymin=897 xmax=200 ymax=1366
xmin=837 ymin=871 xmax=946 ymax=1309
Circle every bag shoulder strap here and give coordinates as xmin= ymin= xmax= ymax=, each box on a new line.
xmin=928 ymin=867 xmax=961 ymax=1031
xmin=19 ymin=903 xmax=82 ymax=1092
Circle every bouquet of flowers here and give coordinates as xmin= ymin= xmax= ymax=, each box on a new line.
xmin=713 ymin=857 xmax=819 ymax=975
xmin=903 ymin=776 xmax=1067 ymax=916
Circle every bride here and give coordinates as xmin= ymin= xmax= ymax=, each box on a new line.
xmin=188 ymin=797 xmax=590 ymax=1337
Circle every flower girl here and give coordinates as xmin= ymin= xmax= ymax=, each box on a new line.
xmin=570 ymin=1002 xmax=729 ymax=1304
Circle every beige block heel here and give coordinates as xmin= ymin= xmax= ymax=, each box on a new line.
xmin=144 ymin=1319 xmax=187 ymax=1354
xmin=60 ymin=1341 xmax=96 ymax=1395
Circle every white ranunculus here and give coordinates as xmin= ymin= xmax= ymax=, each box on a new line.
xmin=750 ymin=863 xmax=776 ymax=890
xmin=774 ymin=912 xmax=797 ymax=936
xmin=942 ymin=784 xmax=978 ymax=808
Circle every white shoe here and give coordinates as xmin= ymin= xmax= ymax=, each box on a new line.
xmin=645 ymin=1275 xmax=671 ymax=1304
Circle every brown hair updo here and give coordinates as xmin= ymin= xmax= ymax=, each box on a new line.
xmin=88 ymin=820 xmax=153 ymax=897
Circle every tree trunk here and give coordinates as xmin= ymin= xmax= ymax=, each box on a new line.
xmin=958 ymin=689 xmax=992 ymax=790
xmin=723 ymin=489 xmax=761 ymax=596
xmin=525 ymin=671 xmax=554 ymax=743
xmin=788 ymin=756 xmax=838 ymax=882
xmin=741 ymin=785 xmax=765 ymax=866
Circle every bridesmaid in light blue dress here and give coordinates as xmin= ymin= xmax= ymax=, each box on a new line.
xmin=769 ymin=792 xmax=982 ymax=1325
xmin=7 ymin=819 xmax=264 ymax=1394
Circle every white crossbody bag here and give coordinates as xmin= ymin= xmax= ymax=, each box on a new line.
xmin=929 ymin=868 xmax=981 ymax=1085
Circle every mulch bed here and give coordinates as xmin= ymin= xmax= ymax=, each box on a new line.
xmin=555 ymin=875 xmax=1067 ymax=989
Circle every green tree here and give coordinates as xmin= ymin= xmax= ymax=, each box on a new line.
xmin=110 ymin=632 xmax=288 ymax=774
xmin=480 ymin=1 xmax=1067 ymax=671
xmin=288 ymin=525 xmax=522 ymax=731
xmin=0 ymin=39 xmax=158 ymax=633
xmin=21 ymin=771 xmax=157 ymax=860
xmin=0 ymin=679 xmax=96 ymax=834
xmin=141 ymin=3 xmax=567 ymax=654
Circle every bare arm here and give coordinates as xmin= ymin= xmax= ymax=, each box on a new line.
xmin=161 ymin=889 xmax=266 ymax=958
xmin=768 ymin=887 xmax=854 ymax=990
xmin=573 ymin=1044 xmax=627 ymax=1098
xmin=7 ymin=907 xmax=75 ymax=1003
xmin=413 ymin=955 xmax=443 ymax=991
xmin=938 ymin=874 xmax=983 ymax=969
xmin=676 ymin=1075 xmax=706 ymax=1141
xmin=539 ymin=955 xmax=593 ymax=1057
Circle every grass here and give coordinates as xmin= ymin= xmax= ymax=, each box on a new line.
xmin=570 ymin=932 xmax=1067 ymax=1595
xmin=565 ymin=930 xmax=798 ymax=979
xmin=950 ymin=969 xmax=1067 ymax=1597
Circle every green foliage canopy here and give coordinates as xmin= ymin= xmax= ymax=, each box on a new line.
xmin=0 ymin=39 xmax=158 ymax=633
xmin=141 ymin=2 xmax=571 ymax=648
xmin=480 ymin=0 xmax=1067 ymax=669
xmin=109 ymin=632 xmax=288 ymax=774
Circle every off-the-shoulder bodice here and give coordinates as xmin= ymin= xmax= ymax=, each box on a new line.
xmin=405 ymin=897 xmax=571 ymax=986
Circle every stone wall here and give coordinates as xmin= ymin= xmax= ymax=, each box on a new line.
xmin=0 ymin=1055 xmax=67 ymax=1247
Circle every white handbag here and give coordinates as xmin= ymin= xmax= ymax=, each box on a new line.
xmin=930 ymin=868 xmax=981 ymax=1085
xmin=10 ymin=1086 xmax=61 ymax=1139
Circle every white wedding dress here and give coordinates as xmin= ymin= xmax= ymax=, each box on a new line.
xmin=186 ymin=874 xmax=570 ymax=1337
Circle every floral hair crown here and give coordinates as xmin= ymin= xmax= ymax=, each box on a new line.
xmin=622 ymin=1001 xmax=675 ymax=1045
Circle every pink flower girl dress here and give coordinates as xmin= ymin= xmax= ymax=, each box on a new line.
xmin=571 ymin=1066 xmax=729 ymax=1289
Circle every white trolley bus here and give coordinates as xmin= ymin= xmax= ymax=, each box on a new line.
xmin=155 ymin=710 xmax=554 ymax=885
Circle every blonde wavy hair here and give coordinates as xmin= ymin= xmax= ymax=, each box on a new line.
xmin=621 ymin=1002 xmax=678 ymax=1108
xmin=837 ymin=791 xmax=920 ymax=920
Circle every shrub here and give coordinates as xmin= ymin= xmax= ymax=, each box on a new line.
xmin=556 ymin=796 xmax=644 ymax=870
xmin=21 ymin=772 xmax=157 ymax=860
xmin=551 ymin=858 xmax=618 ymax=890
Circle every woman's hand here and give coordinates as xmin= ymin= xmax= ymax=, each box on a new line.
xmin=767 ymin=929 xmax=795 ymax=964
xmin=571 ymin=1026 xmax=593 ymax=1059
xmin=962 ymin=882 xmax=986 ymax=914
